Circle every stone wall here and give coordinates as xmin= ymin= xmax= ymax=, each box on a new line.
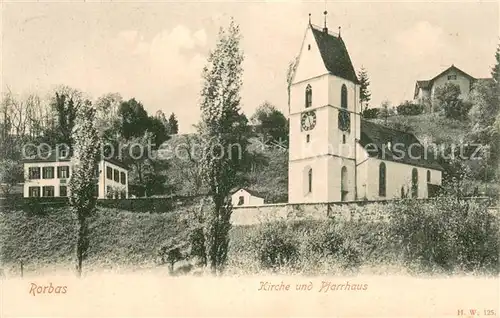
xmin=231 ymin=201 xmax=391 ymax=225
xmin=231 ymin=198 xmax=495 ymax=226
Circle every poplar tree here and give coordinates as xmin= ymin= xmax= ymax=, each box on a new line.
xmin=198 ymin=18 xmax=247 ymax=274
xmin=69 ymin=100 xmax=101 ymax=277
xmin=358 ymin=67 xmax=371 ymax=111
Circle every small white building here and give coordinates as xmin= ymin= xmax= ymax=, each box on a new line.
xmin=231 ymin=188 xmax=265 ymax=206
xmin=23 ymin=150 xmax=129 ymax=199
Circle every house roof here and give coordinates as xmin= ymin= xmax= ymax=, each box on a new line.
xmin=232 ymin=187 xmax=266 ymax=198
xmin=414 ymin=65 xmax=476 ymax=98
xmin=22 ymin=149 xmax=129 ymax=170
xmin=416 ymin=80 xmax=431 ymax=89
xmin=310 ymin=24 xmax=359 ymax=84
xmin=359 ymin=119 xmax=443 ymax=171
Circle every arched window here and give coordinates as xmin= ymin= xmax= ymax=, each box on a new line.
xmin=412 ymin=168 xmax=418 ymax=198
xmin=427 ymin=170 xmax=431 ymax=183
xmin=341 ymin=84 xmax=348 ymax=109
xmin=308 ymin=168 xmax=313 ymax=193
xmin=401 ymin=186 xmax=405 ymax=199
xmin=341 ymin=166 xmax=348 ymax=201
xmin=305 ymin=85 xmax=312 ymax=108
xmin=379 ymin=162 xmax=386 ymax=197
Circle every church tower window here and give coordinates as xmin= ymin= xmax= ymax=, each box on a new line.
xmin=412 ymin=168 xmax=418 ymax=198
xmin=427 ymin=170 xmax=431 ymax=183
xmin=379 ymin=162 xmax=386 ymax=197
xmin=341 ymin=166 xmax=348 ymax=201
xmin=338 ymin=84 xmax=350 ymax=131
xmin=305 ymin=85 xmax=312 ymax=108
xmin=341 ymin=84 xmax=348 ymax=109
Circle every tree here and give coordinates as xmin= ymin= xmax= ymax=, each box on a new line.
xmin=94 ymin=93 xmax=122 ymax=138
xmin=492 ymin=43 xmax=500 ymax=83
xmin=197 ymin=18 xmax=247 ymax=274
xmin=68 ymin=100 xmax=101 ymax=277
xmin=434 ymin=82 xmax=472 ymax=120
xmin=396 ymin=101 xmax=424 ymax=116
xmin=50 ymin=92 xmax=78 ymax=148
xmin=379 ymin=100 xmax=394 ymax=125
xmin=286 ymin=56 xmax=298 ymax=116
xmin=357 ymin=67 xmax=371 ymax=111
xmin=117 ymin=98 xmax=150 ymax=140
xmin=168 ymin=113 xmax=179 ymax=134
xmin=250 ymin=102 xmax=288 ymax=144
xmin=148 ymin=116 xmax=169 ymax=149
xmin=0 ymin=159 xmax=23 ymax=195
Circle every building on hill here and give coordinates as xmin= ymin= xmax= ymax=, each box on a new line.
xmin=231 ymin=188 xmax=265 ymax=206
xmin=22 ymin=149 xmax=129 ymax=199
xmin=413 ymin=65 xmax=487 ymax=104
xmin=287 ymin=14 xmax=443 ymax=204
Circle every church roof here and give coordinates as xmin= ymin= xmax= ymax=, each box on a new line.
xmin=359 ymin=120 xmax=443 ymax=171
xmin=310 ymin=25 xmax=360 ymax=84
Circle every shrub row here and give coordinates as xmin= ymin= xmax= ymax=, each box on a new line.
xmin=228 ymin=198 xmax=499 ymax=275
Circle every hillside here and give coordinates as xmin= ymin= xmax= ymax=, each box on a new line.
xmin=370 ymin=113 xmax=471 ymax=145
xmin=161 ymin=113 xmax=485 ymax=203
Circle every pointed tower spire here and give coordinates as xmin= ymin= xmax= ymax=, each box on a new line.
xmin=323 ymin=10 xmax=328 ymax=33
xmin=338 ymin=26 xmax=341 ymax=38
xmin=308 ymin=13 xmax=311 ymax=25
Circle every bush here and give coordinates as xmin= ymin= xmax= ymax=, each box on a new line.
xmin=396 ymin=101 xmax=424 ymax=116
xmin=362 ymin=108 xmax=381 ymax=119
xmin=246 ymin=221 xmax=299 ymax=270
xmin=387 ymin=198 xmax=499 ymax=274
xmin=443 ymin=100 xmax=473 ymax=120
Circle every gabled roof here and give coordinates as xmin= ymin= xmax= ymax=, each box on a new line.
xmin=414 ymin=65 xmax=476 ymax=98
xmin=22 ymin=149 xmax=129 ymax=170
xmin=416 ymin=80 xmax=431 ymax=89
xmin=429 ymin=65 xmax=475 ymax=83
xmin=359 ymin=119 xmax=443 ymax=171
xmin=310 ymin=24 xmax=359 ymax=84
xmin=232 ymin=187 xmax=265 ymax=198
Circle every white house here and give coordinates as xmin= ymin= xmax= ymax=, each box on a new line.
xmin=23 ymin=150 xmax=129 ymax=199
xmin=414 ymin=65 xmax=479 ymax=104
xmin=231 ymin=188 xmax=265 ymax=206
xmin=288 ymin=16 xmax=443 ymax=204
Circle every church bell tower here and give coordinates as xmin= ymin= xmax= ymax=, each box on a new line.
xmin=288 ymin=12 xmax=361 ymax=204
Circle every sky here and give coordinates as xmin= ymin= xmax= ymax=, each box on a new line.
xmin=2 ymin=1 xmax=498 ymax=133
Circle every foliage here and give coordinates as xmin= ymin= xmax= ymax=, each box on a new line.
xmin=362 ymin=108 xmax=380 ymax=119
xmin=434 ymin=82 xmax=472 ymax=120
xmin=0 ymin=159 xmax=23 ymax=195
xmin=246 ymin=221 xmax=299 ymax=270
xmin=492 ymin=44 xmax=500 ymax=83
xmin=286 ymin=56 xmax=299 ymax=115
xmin=168 ymin=113 xmax=179 ymax=135
xmin=387 ymin=198 xmax=499 ymax=273
xmin=0 ymin=207 xmax=187 ymax=271
xmin=68 ymin=100 xmax=101 ymax=277
xmin=467 ymin=79 xmax=500 ymax=180
xmin=250 ymin=101 xmax=288 ymax=145
xmin=162 ymin=134 xmax=206 ymax=196
xmin=118 ymin=98 xmax=150 ymax=140
xmin=396 ymin=101 xmax=424 ymax=116
xmin=197 ymin=18 xmax=248 ymax=274
xmin=379 ymin=100 xmax=396 ymax=118
xmin=358 ymin=67 xmax=371 ymax=110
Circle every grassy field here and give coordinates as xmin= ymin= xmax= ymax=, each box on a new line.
xmin=1 ymin=197 xmax=498 ymax=278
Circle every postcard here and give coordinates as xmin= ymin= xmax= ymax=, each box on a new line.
xmin=1 ymin=1 xmax=499 ymax=317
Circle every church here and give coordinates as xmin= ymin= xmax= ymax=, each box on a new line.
xmin=288 ymin=14 xmax=443 ymax=204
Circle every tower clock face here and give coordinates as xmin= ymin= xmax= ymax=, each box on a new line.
xmin=301 ymin=111 xmax=316 ymax=131
xmin=338 ymin=109 xmax=351 ymax=132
